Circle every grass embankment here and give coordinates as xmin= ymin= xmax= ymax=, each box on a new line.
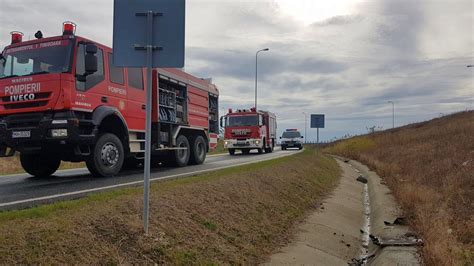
xmin=0 ymin=147 xmax=340 ymax=264
xmin=0 ymin=155 xmax=84 ymax=176
xmin=324 ymin=111 xmax=474 ymax=265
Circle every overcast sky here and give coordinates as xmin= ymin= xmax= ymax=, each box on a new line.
xmin=1 ymin=0 xmax=473 ymax=141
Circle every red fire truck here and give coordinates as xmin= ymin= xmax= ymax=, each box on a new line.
xmin=0 ymin=22 xmax=219 ymax=177
xmin=220 ymin=108 xmax=276 ymax=155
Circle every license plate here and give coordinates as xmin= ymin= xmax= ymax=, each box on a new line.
xmin=12 ymin=131 xmax=31 ymax=138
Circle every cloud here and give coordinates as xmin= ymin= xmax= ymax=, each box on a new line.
xmin=0 ymin=0 xmax=472 ymax=141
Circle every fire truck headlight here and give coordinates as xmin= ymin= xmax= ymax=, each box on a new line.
xmin=224 ymin=141 xmax=229 ymax=145
xmin=255 ymin=140 xmax=260 ymax=144
xmin=51 ymin=129 xmax=68 ymax=138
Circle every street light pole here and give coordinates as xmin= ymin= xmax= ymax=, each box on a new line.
xmin=388 ymin=101 xmax=394 ymax=128
xmin=255 ymin=48 xmax=269 ymax=111
xmin=302 ymin=112 xmax=307 ymax=144
xmin=468 ymin=65 xmax=473 ymax=109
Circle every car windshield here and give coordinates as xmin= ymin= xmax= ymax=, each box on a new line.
xmin=282 ymin=131 xmax=301 ymax=138
xmin=0 ymin=40 xmax=73 ymax=79
xmin=227 ymin=115 xmax=258 ymax=126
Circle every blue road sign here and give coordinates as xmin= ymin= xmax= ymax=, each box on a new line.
xmin=113 ymin=0 xmax=185 ymax=67
xmin=311 ymin=114 xmax=325 ymax=128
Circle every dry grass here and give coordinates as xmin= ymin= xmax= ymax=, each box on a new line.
xmin=324 ymin=111 xmax=474 ymax=265
xmin=0 ymin=155 xmax=84 ymax=176
xmin=0 ymin=147 xmax=340 ymax=264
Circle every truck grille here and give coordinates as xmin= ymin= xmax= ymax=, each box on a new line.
xmin=1 ymin=92 xmax=51 ymax=110
xmin=5 ymin=113 xmax=48 ymax=129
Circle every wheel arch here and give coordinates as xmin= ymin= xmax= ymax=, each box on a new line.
xmin=92 ymin=106 xmax=129 ymax=153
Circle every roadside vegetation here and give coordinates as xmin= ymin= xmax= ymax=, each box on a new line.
xmin=0 ymin=146 xmax=340 ymax=264
xmin=324 ymin=111 xmax=474 ymax=265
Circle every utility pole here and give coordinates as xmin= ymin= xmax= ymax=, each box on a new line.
xmin=302 ymin=112 xmax=307 ymax=143
xmin=468 ymin=65 xmax=473 ymax=110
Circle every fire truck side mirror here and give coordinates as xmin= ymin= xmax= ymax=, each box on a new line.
xmin=84 ymin=44 xmax=98 ymax=75
xmin=85 ymin=44 xmax=97 ymax=54
xmin=219 ymin=116 xmax=223 ymax=127
xmin=84 ymin=54 xmax=98 ymax=75
xmin=279 ymin=136 xmax=282 ymax=139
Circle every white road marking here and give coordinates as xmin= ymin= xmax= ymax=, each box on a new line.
xmin=0 ymin=149 xmax=302 ymax=208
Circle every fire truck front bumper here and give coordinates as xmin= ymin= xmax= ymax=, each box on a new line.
xmin=223 ymin=138 xmax=263 ymax=149
xmin=0 ymin=112 xmax=96 ymax=156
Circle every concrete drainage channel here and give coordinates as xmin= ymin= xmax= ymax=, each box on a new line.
xmin=337 ymin=157 xmax=422 ymax=265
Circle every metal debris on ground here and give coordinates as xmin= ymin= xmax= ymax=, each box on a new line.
xmin=383 ymin=217 xmax=406 ymax=226
xmin=369 ymin=234 xmax=423 ymax=247
xmin=356 ymin=175 xmax=368 ymax=184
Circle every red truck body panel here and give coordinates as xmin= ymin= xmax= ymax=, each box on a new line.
xmin=0 ymin=35 xmax=218 ymax=134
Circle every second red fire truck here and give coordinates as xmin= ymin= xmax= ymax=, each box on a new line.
xmin=0 ymin=22 xmax=219 ymax=177
xmin=220 ymin=108 xmax=276 ymax=155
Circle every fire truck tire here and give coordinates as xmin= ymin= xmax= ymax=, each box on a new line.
xmin=86 ymin=133 xmax=124 ymax=177
xmin=170 ymin=135 xmax=190 ymax=167
xmin=265 ymin=146 xmax=273 ymax=153
xmin=189 ymin=135 xmax=206 ymax=165
xmin=20 ymin=153 xmax=61 ymax=177
xmin=257 ymin=148 xmax=263 ymax=154
xmin=228 ymin=149 xmax=235 ymax=155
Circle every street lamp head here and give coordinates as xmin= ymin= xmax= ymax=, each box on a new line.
xmin=263 ymin=48 xmax=269 ymax=51
xmin=467 ymin=65 xmax=473 ymax=68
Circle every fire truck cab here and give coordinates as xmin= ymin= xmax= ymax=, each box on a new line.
xmin=220 ymin=108 xmax=276 ymax=155
xmin=0 ymin=23 xmax=219 ymax=177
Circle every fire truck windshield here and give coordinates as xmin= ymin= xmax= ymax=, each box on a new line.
xmin=0 ymin=40 xmax=73 ymax=79
xmin=227 ymin=115 xmax=258 ymax=126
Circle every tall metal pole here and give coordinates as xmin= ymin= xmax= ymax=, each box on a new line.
xmin=302 ymin=112 xmax=307 ymax=144
xmin=317 ymin=128 xmax=319 ymax=144
xmin=388 ymin=101 xmax=394 ymax=129
xmin=468 ymin=65 xmax=473 ymax=110
xmin=143 ymin=10 xmax=154 ymax=235
xmin=255 ymin=48 xmax=269 ymax=111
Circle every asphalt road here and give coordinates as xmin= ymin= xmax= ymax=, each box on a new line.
xmin=0 ymin=147 xmax=301 ymax=211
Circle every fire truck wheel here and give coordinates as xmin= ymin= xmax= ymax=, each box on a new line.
xmin=189 ymin=135 xmax=206 ymax=165
xmin=257 ymin=148 xmax=264 ymax=154
xmin=20 ymin=153 xmax=61 ymax=177
xmin=241 ymin=149 xmax=250 ymax=155
xmin=171 ymin=135 xmax=190 ymax=167
xmin=86 ymin=133 xmax=124 ymax=177
xmin=265 ymin=146 xmax=273 ymax=153
xmin=228 ymin=149 xmax=236 ymax=155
